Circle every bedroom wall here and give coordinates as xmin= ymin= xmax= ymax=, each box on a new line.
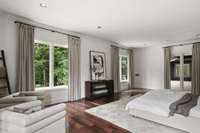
xmin=134 ymin=45 xmax=192 ymax=90
xmin=0 ymin=11 xmax=114 ymax=97
xmin=80 ymin=36 xmax=112 ymax=98
xmin=0 ymin=12 xmax=17 ymax=93
xmin=134 ymin=46 xmax=164 ymax=89
xmin=0 ymin=10 xmax=193 ymax=94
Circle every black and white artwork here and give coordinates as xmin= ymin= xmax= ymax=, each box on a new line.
xmin=90 ymin=51 xmax=106 ymax=80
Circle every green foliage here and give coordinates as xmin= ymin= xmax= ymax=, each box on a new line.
xmin=54 ymin=47 xmax=69 ymax=86
xmin=34 ymin=43 xmax=69 ymax=87
xmin=34 ymin=43 xmax=49 ymax=87
xmin=121 ymin=56 xmax=128 ymax=76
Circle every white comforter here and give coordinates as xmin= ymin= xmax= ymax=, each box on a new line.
xmin=190 ymin=98 xmax=200 ymax=118
xmin=126 ymin=90 xmax=187 ymax=117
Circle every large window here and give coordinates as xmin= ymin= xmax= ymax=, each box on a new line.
xmin=119 ymin=55 xmax=129 ymax=82
xmin=34 ymin=42 xmax=69 ymax=88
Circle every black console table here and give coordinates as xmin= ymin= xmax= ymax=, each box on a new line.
xmin=85 ymin=80 xmax=114 ymax=100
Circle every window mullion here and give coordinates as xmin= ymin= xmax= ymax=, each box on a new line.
xmin=127 ymin=56 xmax=130 ymax=82
xmin=49 ymin=45 xmax=54 ymax=88
xmin=180 ymin=54 xmax=184 ymax=90
xmin=119 ymin=56 xmax=122 ymax=82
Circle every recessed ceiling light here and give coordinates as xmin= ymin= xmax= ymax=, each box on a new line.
xmin=40 ymin=3 xmax=47 ymax=8
xmin=97 ymin=26 xmax=102 ymax=29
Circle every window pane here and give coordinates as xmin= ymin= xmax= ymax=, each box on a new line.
xmin=171 ymin=55 xmax=192 ymax=90
xmin=183 ymin=55 xmax=192 ymax=90
xmin=121 ymin=56 xmax=128 ymax=81
xmin=54 ymin=47 xmax=69 ymax=86
xmin=175 ymin=64 xmax=180 ymax=77
xmin=175 ymin=64 xmax=190 ymax=78
xmin=34 ymin=43 xmax=49 ymax=87
xmin=183 ymin=64 xmax=190 ymax=77
xmin=171 ymin=56 xmax=180 ymax=89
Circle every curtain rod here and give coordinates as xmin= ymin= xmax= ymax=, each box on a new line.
xmin=14 ymin=21 xmax=80 ymax=39
xmin=163 ymin=40 xmax=200 ymax=48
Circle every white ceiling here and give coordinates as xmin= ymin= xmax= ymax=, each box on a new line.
xmin=0 ymin=0 xmax=200 ymax=47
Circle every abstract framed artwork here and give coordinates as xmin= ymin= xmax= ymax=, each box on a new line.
xmin=90 ymin=51 xmax=106 ymax=80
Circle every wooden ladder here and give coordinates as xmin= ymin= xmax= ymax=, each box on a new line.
xmin=0 ymin=50 xmax=11 ymax=98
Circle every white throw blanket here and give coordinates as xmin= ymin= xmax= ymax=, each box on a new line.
xmin=23 ymin=106 xmax=42 ymax=114
xmin=12 ymin=100 xmax=42 ymax=114
xmin=126 ymin=90 xmax=187 ymax=117
xmin=189 ymin=98 xmax=200 ymax=118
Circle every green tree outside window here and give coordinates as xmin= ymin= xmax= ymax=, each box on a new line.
xmin=34 ymin=43 xmax=69 ymax=88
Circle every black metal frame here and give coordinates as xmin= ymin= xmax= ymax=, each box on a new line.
xmin=0 ymin=50 xmax=11 ymax=94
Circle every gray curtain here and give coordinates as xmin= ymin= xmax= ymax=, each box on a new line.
xmin=192 ymin=43 xmax=200 ymax=95
xmin=164 ymin=47 xmax=171 ymax=89
xmin=129 ymin=49 xmax=134 ymax=89
xmin=16 ymin=24 xmax=35 ymax=92
xmin=111 ymin=45 xmax=120 ymax=92
xmin=68 ymin=36 xmax=81 ymax=101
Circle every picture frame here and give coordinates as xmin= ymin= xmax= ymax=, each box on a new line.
xmin=89 ymin=51 xmax=106 ymax=80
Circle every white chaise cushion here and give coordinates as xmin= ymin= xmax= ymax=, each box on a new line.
xmin=9 ymin=100 xmax=42 ymax=111
xmin=0 ymin=103 xmax=66 ymax=126
xmin=0 ymin=96 xmax=38 ymax=104
xmin=0 ymin=111 xmax=66 ymax=133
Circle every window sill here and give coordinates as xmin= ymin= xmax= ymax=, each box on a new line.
xmin=35 ymin=85 xmax=68 ymax=91
xmin=120 ymin=81 xmax=129 ymax=83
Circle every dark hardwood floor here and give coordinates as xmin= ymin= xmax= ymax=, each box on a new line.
xmin=66 ymin=89 xmax=147 ymax=133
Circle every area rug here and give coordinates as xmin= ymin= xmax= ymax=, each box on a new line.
xmin=85 ymin=95 xmax=187 ymax=133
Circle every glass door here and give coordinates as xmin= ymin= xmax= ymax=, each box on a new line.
xmin=170 ymin=56 xmax=181 ymax=90
xmin=183 ymin=55 xmax=192 ymax=91
xmin=170 ymin=54 xmax=192 ymax=90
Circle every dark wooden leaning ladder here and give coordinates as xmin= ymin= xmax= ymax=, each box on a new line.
xmin=0 ymin=50 xmax=11 ymax=98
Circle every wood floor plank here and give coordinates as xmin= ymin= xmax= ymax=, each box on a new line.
xmin=66 ymin=89 xmax=146 ymax=133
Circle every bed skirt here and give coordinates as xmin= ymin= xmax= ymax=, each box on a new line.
xmin=128 ymin=108 xmax=200 ymax=133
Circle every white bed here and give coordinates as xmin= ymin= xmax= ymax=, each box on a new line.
xmin=126 ymin=90 xmax=200 ymax=133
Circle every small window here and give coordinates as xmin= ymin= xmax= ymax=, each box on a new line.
xmin=120 ymin=55 xmax=129 ymax=82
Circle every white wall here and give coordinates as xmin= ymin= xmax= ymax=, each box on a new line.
xmin=0 ymin=11 xmax=113 ymax=97
xmin=134 ymin=46 xmax=164 ymax=89
xmin=134 ymin=45 xmax=193 ymax=90
xmin=171 ymin=45 xmax=192 ymax=56
xmin=80 ymin=36 xmax=112 ymax=98
xmin=170 ymin=45 xmax=192 ymax=91
xmin=35 ymin=28 xmax=68 ymax=47
xmin=0 ymin=12 xmax=17 ymax=92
